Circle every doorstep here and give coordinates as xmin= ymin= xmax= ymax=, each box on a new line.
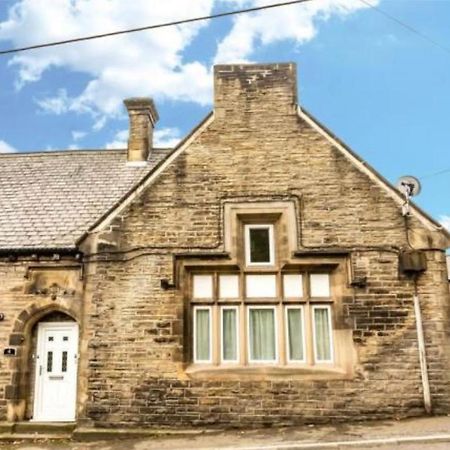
xmin=73 ymin=426 xmax=220 ymax=441
xmin=0 ymin=422 xmax=13 ymax=434
xmin=0 ymin=421 xmax=219 ymax=442
xmin=0 ymin=421 xmax=76 ymax=441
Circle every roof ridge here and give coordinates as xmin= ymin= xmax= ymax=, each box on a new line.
xmin=0 ymin=147 xmax=174 ymax=158
xmin=0 ymin=148 xmax=127 ymax=157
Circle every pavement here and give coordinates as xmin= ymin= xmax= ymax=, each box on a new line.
xmin=2 ymin=415 xmax=450 ymax=449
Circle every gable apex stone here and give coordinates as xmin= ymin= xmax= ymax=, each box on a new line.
xmin=88 ymin=63 xmax=449 ymax=249
xmin=214 ymin=63 xmax=298 ymax=119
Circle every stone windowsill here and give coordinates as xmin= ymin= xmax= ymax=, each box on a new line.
xmin=184 ymin=364 xmax=352 ymax=381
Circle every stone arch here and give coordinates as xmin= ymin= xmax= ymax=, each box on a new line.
xmin=11 ymin=303 xmax=78 ymax=336
xmin=5 ymin=302 xmax=80 ymax=422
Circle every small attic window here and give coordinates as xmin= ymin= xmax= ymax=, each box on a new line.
xmin=245 ymin=224 xmax=274 ymax=266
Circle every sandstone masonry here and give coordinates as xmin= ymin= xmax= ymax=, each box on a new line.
xmin=0 ymin=63 xmax=449 ymax=428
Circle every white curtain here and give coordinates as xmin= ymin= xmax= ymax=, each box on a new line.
xmin=287 ymin=308 xmax=304 ymax=361
xmin=222 ymin=309 xmax=237 ymax=361
xmin=249 ymin=308 xmax=276 ymax=361
xmin=195 ymin=309 xmax=210 ymax=361
xmin=314 ymin=307 xmax=331 ymax=361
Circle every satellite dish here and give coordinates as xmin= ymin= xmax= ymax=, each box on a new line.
xmin=396 ymin=176 xmax=421 ymax=198
xmin=396 ymin=175 xmax=421 ymax=216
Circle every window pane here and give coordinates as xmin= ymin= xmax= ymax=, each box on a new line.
xmin=246 ymin=274 xmax=276 ymax=298
xmin=283 ymin=274 xmax=303 ymax=298
xmin=193 ymin=275 xmax=213 ymax=299
xmin=314 ymin=307 xmax=332 ymax=362
xmin=195 ymin=309 xmax=210 ymax=361
xmin=47 ymin=351 xmax=53 ymax=373
xmin=62 ymin=351 xmax=68 ymax=372
xmin=222 ymin=308 xmax=238 ymax=361
xmin=249 ymin=308 xmax=276 ymax=361
xmin=310 ymin=274 xmax=330 ymax=297
xmin=249 ymin=228 xmax=271 ymax=263
xmin=287 ymin=308 xmax=304 ymax=361
xmin=219 ymin=275 xmax=239 ymax=299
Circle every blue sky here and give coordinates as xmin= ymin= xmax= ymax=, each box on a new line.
xmin=0 ymin=0 xmax=449 ymax=228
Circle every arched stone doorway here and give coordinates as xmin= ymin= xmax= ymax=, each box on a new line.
xmin=6 ymin=306 xmax=80 ymax=422
xmin=29 ymin=312 xmax=79 ymax=421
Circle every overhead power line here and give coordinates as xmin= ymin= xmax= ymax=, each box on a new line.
xmin=420 ymin=167 xmax=450 ymax=180
xmin=0 ymin=0 xmax=313 ymax=56
xmin=358 ymin=0 xmax=450 ymax=56
xmin=1 ymin=0 xmax=449 ymax=58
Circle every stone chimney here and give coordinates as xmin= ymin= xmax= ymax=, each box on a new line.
xmin=213 ymin=63 xmax=298 ymax=122
xmin=124 ymin=98 xmax=159 ymax=164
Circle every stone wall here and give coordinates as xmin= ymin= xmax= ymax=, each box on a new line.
xmin=0 ymin=263 xmax=26 ymax=420
xmin=1 ymin=63 xmax=449 ymax=427
xmin=0 ymin=258 xmax=83 ymax=421
xmin=79 ymin=64 xmax=450 ymax=427
xmin=81 ymin=251 xmax=450 ymax=428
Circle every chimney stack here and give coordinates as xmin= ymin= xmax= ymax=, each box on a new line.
xmin=124 ymin=98 xmax=159 ymax=164
xmin=213 ymin=63 xmax=298 ymax=122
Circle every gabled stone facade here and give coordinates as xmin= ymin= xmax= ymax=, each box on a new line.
xmin=0 ymin=63 xmax=449 ymax=428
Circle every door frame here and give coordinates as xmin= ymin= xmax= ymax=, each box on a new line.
xmin=33 ymin=321 xmax=79 ymax=422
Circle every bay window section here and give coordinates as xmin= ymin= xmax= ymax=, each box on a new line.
xmin=190 ymin=272 xmax=335 ymax=368
xmin=193 ymin=275 xmax=213 ymax=299
xmin=219 ymin=274 xmax=239 ymax=299
xmin=283 ymin=274 xmax=303 ymax=298
xmin=285 ymin=306 xmax=305 ymax=362
xmin=310 ymin=274 xmax=331 ymax=298
xmin=221 ymin=306 xmax=239 ymax=363
xmin=246 ymin=274 xmax=277 ymax=298
xmin=313 ymin=305 xmax=333 ymax=363
xmin=248 ymin=307 xmax=277 ymax=363
xmin=193 ymin=306 xmax=212 ymax=363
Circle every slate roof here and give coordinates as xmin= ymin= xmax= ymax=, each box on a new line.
xmin=0 ymin=148 xmax=171 ymax=251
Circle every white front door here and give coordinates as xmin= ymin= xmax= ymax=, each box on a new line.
xmin=33 ymin=322 xmax=78 ymax=422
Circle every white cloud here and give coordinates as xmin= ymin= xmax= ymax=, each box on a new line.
xmin=0 ymin=0 xmax=215 ymax=118
xmin=214 ymin=0 xmax=379 ymax=63
xmin=71 ymin=130 xmax=87 ymax=141
xmin=154 ymin=127 xmax=181 ymax=148
xmin=0 ymin=0 xmax=377 ymax=124
xmin=440 ymin=215 xmax=450 ymax=232
xmin=36 ymin=88 xmax=70 ymax=115
xmin=0 ymin=140 xmax=18 ymax=153
xmin=106 ymin=127 xmax=181 ymax=149
xmin=92 ymin=116 xmax=108 ymax=132
xmin=106 ymin=129 xmax=128 ymax=149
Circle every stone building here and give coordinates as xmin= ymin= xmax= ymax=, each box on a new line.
xmin=0 ymin=63 xmax=449 ymax=428
xmin=447 ymin=255 xmax=450 ymax=284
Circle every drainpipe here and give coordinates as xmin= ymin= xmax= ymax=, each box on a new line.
xmin=412 ymin=277 xmax=432 ymax=414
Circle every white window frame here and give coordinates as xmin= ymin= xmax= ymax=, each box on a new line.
xmin=220 ymin=306 xmax=240 ymax=363
xmin=245 ymin=224 xmax=275 ymax=266
xmin=247 ymin=305 xmax=278 ymax=364
xmin=312 ymin=304 xmax=334 ymax=364
xmin=285 ymin=305 xmax=306 ymax=364
xmin=193 ymin=306 xmax=213 ymax=363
